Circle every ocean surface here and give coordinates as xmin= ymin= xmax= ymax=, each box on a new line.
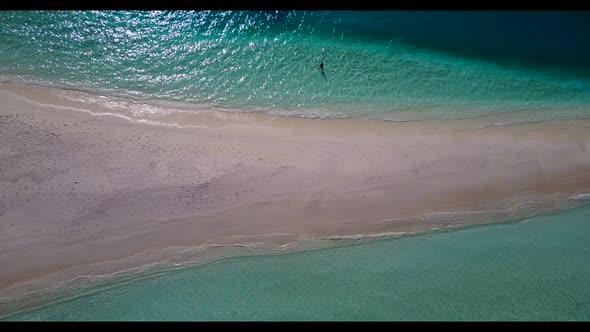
xmin=4 ymin=205 xmax=590 ymax=321
xmin=2 ymin=11 xmax=590 ymax=320
xmin=1 ymin=11 xmax=590 ymax=121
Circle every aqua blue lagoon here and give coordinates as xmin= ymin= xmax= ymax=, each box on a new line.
xmin=1 ymin=11 xmax=590 ymax=320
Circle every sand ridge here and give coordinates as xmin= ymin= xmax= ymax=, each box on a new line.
xmin=1 ymin=83 xmax=590 ymax=308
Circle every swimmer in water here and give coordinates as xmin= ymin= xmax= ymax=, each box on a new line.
xmin=319 ymin=62 xmax=324 ymax=71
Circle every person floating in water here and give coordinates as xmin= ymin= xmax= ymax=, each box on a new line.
xmin=319 ymin=62 xmax=327 ymax=81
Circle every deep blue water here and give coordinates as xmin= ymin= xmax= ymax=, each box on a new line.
xmin=1 ymin=11 xmax=589 ymax=120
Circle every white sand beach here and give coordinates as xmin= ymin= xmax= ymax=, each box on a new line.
xmin=1 ymin=82 xmax=590 ymax=311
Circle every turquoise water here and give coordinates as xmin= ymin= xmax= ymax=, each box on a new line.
xmin=2 ymin=11 xmax=590 ymax=321
xmin=4 ymin=205 xmax=590 ymax=321
xmin=1 ymin=11 xmax=590 ymax=120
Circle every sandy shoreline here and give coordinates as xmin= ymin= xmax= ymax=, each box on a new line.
xmin=1 ymin=82 xmax=590 ymax=312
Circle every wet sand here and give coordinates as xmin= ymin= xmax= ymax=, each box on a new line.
xmin=1 ymin=83 xmax=590 ymax=311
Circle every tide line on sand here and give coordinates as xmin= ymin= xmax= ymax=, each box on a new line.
xmin=1 ymin=82 xmax=590 ymax=316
